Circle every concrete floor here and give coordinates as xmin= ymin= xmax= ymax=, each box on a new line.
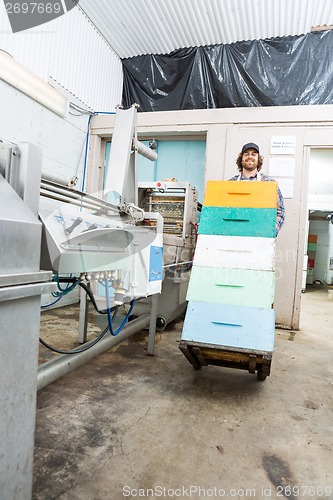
xmin=33 ymin=288 xmax=333 ymax=500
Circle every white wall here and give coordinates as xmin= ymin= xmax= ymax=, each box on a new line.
xmin=0 ymin=6 xmax=123 ymax=309
xmin=329 ymin=223 xmax=333 ymax=285
xmin=0 ymin=78 xmax=88 ymax=307
xmin=308 ymin=149 xmax=333 ymax=211
xmin=308 ymin=219 xmax=333 ymax=285
xmin=0 ymin=79 xmax=88 ymax=186
xmin=307 ymin=149 xmax=333 ymax=285
xmin=0 ymin=3 xmax=123 ymax=112
xmin=0 ymin=2 xmax=125 ymax=185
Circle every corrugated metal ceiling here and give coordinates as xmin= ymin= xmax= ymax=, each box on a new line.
xmin=78 ymin=0 xmax=333 ymax=59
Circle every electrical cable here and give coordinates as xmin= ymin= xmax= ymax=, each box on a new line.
xmin=52 ymin=275 xmax=80 ymax=297
xmin=81 ymin=114 xmax=92 ymax=192
xmin=38 ymin=308 xmax=119 ymax=355
xmin=41 ymin=295 xmax=62 ymax=309
xmin=39 ymin=289 xmax=135 ymax=353
xmin=39 ymin=327 xmax=108 ymax=354
xmin=190 ymin=221 xmax=198 ymax=239
xmin=81 ymin=111 xmax=116 ymax=193
xmin=190 ymin=221 xmax=198 ymax=258
xmin=41 ymin=276 xmax=78 ymax=308
xmin=78 ymin=281 xmax=115 ymax=315
xmin=42 ymin=275 xmax=119 ymax=314
xmin=164 ymin=261 xmax=193 ymax=278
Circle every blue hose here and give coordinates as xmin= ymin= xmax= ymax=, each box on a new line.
xmin=81 ymin=111 xmax=116 ymax=192
xmin=105 ymin=278 xmax=136 ymax=336
xmin=42 ymin=276 xmax=79 ymax=308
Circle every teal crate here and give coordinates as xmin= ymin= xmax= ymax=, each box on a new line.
xmin=199 ymin=206 xmax=276 ymax=238
xmin=187 ymin=266 xmax=275 ymax=308
xmin=307 ymin=242 xmax=316 ymax=252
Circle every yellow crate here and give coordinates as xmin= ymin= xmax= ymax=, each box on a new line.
xmin=204 ymin=180 xmax=277 ymax=208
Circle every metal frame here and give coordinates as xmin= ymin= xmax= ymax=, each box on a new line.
xmin=179 ymin=341 xmax=272 ymax=381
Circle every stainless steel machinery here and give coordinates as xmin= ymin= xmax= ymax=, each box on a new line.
xmin=40 ymin=105 xmax=163 ymax=308
xmin=137 ymin=181 xmax=198 ymax=330
xmin=0 ymin=104 xmax=198 ymax=498
xmin=0 ymin=143 xmax=54 ymax=500
xmin=37 ymin=104 xmax=164 ymax=373
xmin=0 ymin=105 xmax=164 ymax=498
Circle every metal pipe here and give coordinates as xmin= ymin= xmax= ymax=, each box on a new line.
xmin=41 ymin=170 xmax=77 ymax=187
xmin=37 ymin=314 xmax=150 ymax=390
xmin=147 ymin=294 xmax=158 ymax=356
xmin=40 ymin=185 xmax=106 ymax=210
xmin=40 ymin=188 xmax=93 ymax=210
xmin=40 ymin=182 xmax=98 ymax=205
xmin=163 ymin=261 xmax=193 ymax=268
xmin=40 ymin=188 xmax=112 ymax=213
xmin=40 ymin=180 xmax=119 ymax=212
xmin=134 ymin=139 xmax=158 ymax=161
xmin=40 ymin=188 xmax=122 ymax=216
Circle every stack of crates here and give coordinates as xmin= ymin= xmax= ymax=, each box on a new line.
xmin=180 ymin=180 xmax=278 ymax=379
xmin=306 ymin=234 xmax=317 ymax=285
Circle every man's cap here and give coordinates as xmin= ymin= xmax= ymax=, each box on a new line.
xmin=241 ymin=142 xmax=259 ymax=154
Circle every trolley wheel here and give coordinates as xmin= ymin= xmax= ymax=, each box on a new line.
xmin=257 ymin=366 xmax=269 ymax=381
xmin=156 ymin=317 xmax=166 ymax=330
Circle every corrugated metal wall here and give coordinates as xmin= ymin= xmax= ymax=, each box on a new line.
xmin=0 ymin=4 xmax=123 ymax=111
xmin=1 ymin=1 xmax=332 ymax=105
xmin=80 ymin=0 xmax=333 ymax=59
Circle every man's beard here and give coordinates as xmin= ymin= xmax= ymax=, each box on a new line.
xmin=242 ymin=161 xmax=257 ymax=172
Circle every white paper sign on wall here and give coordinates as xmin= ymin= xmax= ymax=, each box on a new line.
xmin=270 ymin=136 xmax=296 ymax=155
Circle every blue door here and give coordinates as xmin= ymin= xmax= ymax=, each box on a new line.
xmin=138 ymin=140 xmax=206 ymax=203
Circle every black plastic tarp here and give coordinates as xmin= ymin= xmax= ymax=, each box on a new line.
xmin=122 ymin=30 xmax=333 ymax=112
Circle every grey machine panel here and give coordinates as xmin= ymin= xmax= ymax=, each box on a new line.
xmin=0 ymin=147 xmax=54 ymax=500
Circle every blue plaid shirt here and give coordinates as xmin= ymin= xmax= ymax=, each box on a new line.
xmin=229 ymin=173 xmax=285 ymax=237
